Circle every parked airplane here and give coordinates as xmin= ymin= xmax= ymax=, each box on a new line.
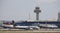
xmin=38 ymin=24 xmax=58 ymax=29
xmin=2 ymin=24 xmax=13 ymax=28
xmin=15 ymin=25 xmax=40 ymax=30
xmin=2 ymin=21 xmax=13 ymax=28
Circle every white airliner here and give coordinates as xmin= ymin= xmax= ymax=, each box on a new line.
xmin=39 ymin=24 xmax=58 ymax=28
xmin=2 ymin=24 xmax=13 ymax=28
xmin=15 ymin=25 xmax=40 ymax=30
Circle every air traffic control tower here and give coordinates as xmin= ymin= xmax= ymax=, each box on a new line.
xmin=34 ymin=7 xmax=41 ymax=20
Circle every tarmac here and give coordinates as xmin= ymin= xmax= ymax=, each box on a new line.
xmin=0 ymin=29 xmax=60 ymax=33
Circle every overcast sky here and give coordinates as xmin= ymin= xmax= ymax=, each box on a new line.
xmin=0 ymin=0 xmax=60 ymax=21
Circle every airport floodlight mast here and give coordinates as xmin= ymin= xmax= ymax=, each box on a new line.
xmin=34 ymin=7 xmax=41 ymax=20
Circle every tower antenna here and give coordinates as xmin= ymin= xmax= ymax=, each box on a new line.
xmin=35 ymin=0 xmax=40 ymax=6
